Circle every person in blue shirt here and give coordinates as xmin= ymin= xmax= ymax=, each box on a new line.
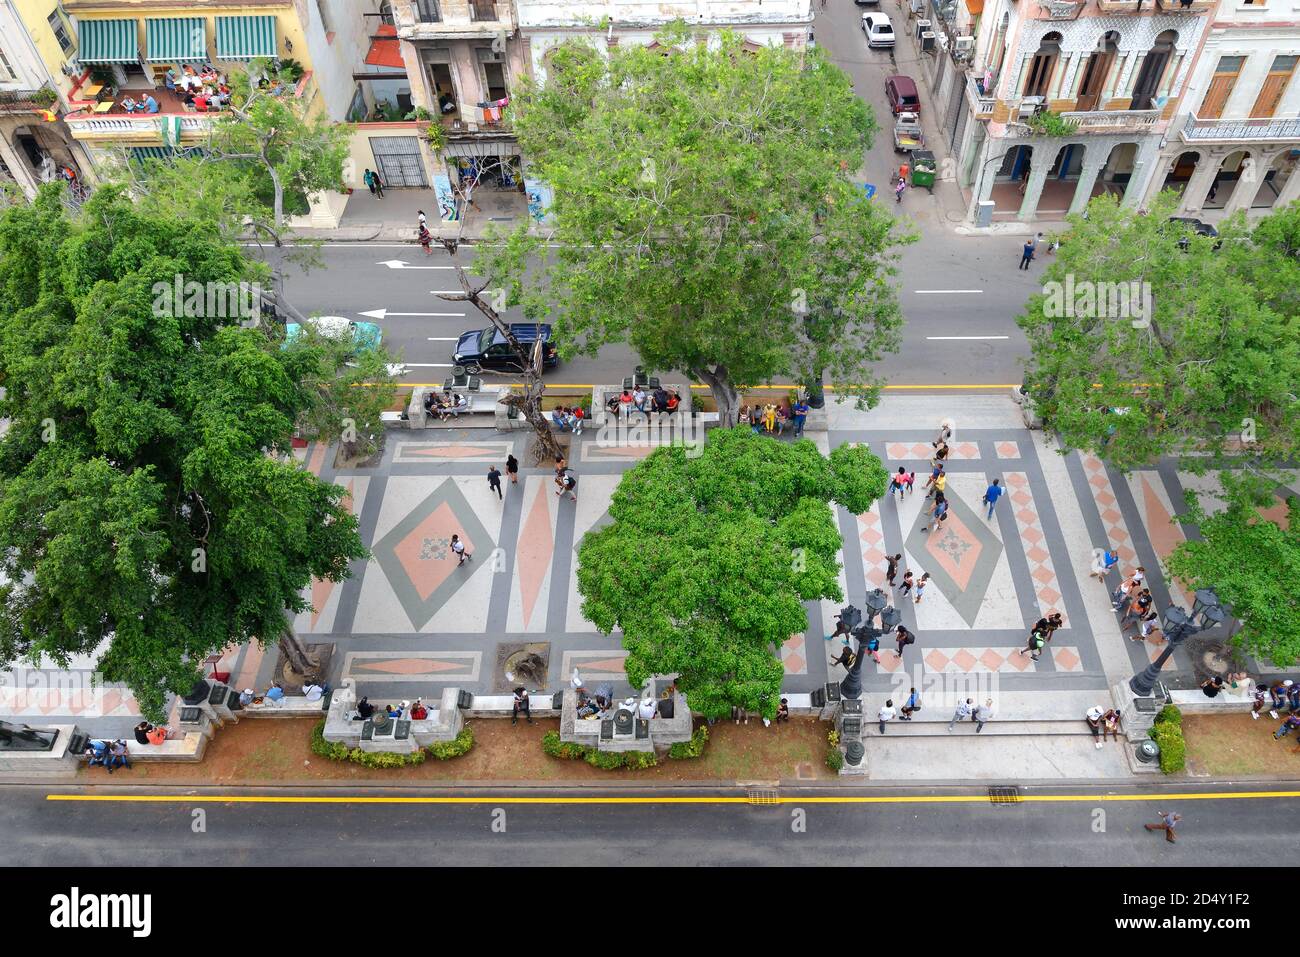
xmin=142 ymin=92 xmax=160 ymax=114
xmin=983 ymin=478 xmax=1004 ymax=520
xmin=792 ymin=399 xmax=810 ymax=437
xmin=264 ymin=682 xmax=285 ymax=705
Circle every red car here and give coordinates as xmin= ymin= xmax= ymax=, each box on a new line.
xmin=885 ymin=75 xmax=921 ymax=115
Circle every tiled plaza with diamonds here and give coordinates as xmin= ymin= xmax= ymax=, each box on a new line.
xmin=7 ymin=396 xmax=1296 ymax=738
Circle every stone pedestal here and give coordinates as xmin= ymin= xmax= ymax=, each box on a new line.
xmin=1111 ymin=680 xmax=1163 ymax=744
xmin=359 ymin=717 xmax=418 ymax=755
xmin=177 ymin=704 xmax=217 ymax=741
xmin=0 ymin=725 xmax=83 ymax=779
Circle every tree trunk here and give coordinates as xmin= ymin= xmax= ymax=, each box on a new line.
xmin=268 ymin=163 xmax=284 ymax=230
xmin=694 ymin=365 xmax=740 ymax=427
xmin=278 ymin=626 xmax=313 ymax=675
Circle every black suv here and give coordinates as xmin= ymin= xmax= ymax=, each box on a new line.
xmin=1169 ymin=216 xmax=1221 ymax=251
xmin=452 ymin=323 xmax=559 ymax=374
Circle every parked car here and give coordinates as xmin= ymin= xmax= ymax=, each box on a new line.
xmin=885 ymin=75 xmax=921 ymax=115
xmin=452 ymin=323 xmax=559 ymax=374
xmin=854 ymin=0 xmax=880 ymax=6
xmin=1168 ymin=216 xmax=1221 ymax=251
xmin=284 ymin=315 xmax=382 ymax=355
xmin=861 ymin=12 xmax=895 ymax=48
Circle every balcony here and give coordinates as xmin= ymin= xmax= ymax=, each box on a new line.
xmin=1154 ymin=0 xmax=1216 ymax=10
xmin=0 ymin=88 xmax=56 ymax=114
xmin=1095 ymin=0 xmax=1148 ymax=11
xmin=1181 ymin=113 xmax=1300 ymax=143
xmin=1035 ymin=0 xmax=1084 ymax=19
xmin=469 ymin=0 xmax=498 ymax=21
xmin=966 ymin=74 xmax=994 ymax=118
xmin=1058 ymin=108 xmax=1162 ymax=132
xmin=398 ymin=0 xmax=515 ymax=37
xmin=64 ymin=88 xmax=221 ymax=140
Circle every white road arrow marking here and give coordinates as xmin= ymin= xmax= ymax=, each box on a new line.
xmin=359 ymin=308 xmax=465 ymax=320
xmin=376 ymin=259 xmax=454 ymax=270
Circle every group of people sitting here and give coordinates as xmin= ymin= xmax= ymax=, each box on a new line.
xmin=119 ymin=91 xmax=160 ymax=114
xmin=550 ymin=405 xmax=585 ymax=434
xmin=83 ymin=738 xmax=131 ymax=772
xmin=348 ymin=696 xmax=430 ymax=722
xmin=237 ymin=680 xmax=328 ymax=707
xmin=1252 ymin=678 xmax=1300 ymax=743
xmin=739 ymin=397 xmax=811 ymax=438
xmin=424 ymin=390 xmax=469 ymax=421
xmin=605 ymin=386 xmax=681 ymax=418
xmin=1085 ymin=706 xmax=1122 ymax=747
xmin=163 ymin=64 xmax=232 ymax=112
xmin=132 ymin=720 xmax=177 ymax=746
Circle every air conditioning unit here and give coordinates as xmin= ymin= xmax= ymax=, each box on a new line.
xmin=920 ymin=31 xmax=936 ymax=52
xmin=954 ymin=35 xmax=975 ymax=59
xmin=915 ymin=18 xmax=931 ymax=40
xmin=1018 ymin=96 xmax=1045 ymax=118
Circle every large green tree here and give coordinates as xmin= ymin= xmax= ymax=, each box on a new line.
xmin=0 ymin=185 xmax=365 ymax=718
xmin=576 ymin=428 xmax=887 ymax=718
xmin=488 ymin=24 xmax=909 ymax=424
xmin=1017 ymin=193 xmax=1300 ymax=475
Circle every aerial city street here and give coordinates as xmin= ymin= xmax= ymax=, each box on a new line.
xmin=0 ymin=0 xmax=1296 ymax=916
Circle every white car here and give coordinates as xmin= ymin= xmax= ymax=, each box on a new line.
xmin=862 ymin=12 xmax=895 ymax=48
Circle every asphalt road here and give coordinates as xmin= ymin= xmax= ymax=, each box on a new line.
xmin=4 ymin=784 xmax=1296 ymax=867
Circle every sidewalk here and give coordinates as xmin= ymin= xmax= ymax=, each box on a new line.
xmin=6 ymin=390 xmax=1293 ymax=783
xmin=288 ymin=185 xmax=536 ymax=243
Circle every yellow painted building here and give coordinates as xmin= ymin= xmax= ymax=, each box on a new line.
xmin=10 ymin=0 xmax=375 ymax=166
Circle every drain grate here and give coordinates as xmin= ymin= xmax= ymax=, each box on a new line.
xmin=748 ymin=788 xmax=780 ymax=806
xmin=988 ymin=786 xmax=1021 ymax=805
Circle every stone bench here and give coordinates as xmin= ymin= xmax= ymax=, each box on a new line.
xmin=241 ymin=695 xmax=328 ymax=717
xmin=1168 ymin=687 xmax=1253 ymax=715
xmin=406 ymin=387 xmax=501 ymax=429
xmin=321 ymin=682 xmax=464 ymax=749
xmin=591 ymin=384 xmax=691 ymax=430
xmin=82 ymin=732 xmax=207 ymax=764
xmin=463 ymin=692 xmax=560 ymax=719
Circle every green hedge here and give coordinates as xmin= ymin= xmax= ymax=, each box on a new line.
xmin=541 ymin=730 xmax=658 ymax=770
xmin=1148 ymin=721 xmax=1186 ymax=774
xmin=311 ymin=719 xmax=473 ymax=768
xmin=825 ymin=730 xmax=844 ymax=772
xmin=1155 ymin=704 xmax=1183 ymax=727
xmin=668 ymin=724 xmax=709 ymax=759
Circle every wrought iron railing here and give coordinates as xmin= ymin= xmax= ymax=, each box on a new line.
xmin=1182 ymin=113 xmax=1300 ymax=141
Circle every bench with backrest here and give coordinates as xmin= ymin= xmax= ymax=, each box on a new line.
xmin=406 ymin=386 xmax=499 ymax=428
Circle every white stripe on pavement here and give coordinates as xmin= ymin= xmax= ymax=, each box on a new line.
xmin=426 ymin=337 xmax=460 ymax=341
xmin=914 ymin=289 xmax=984 ymax=294
xmin=925 ymin=336 xmax=1010 ymax=340
xmin=401 ymin=363 xmax=457 ymax=368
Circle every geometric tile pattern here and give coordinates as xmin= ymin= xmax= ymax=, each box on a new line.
xmin=1047 ymin=644 xmax=1083 ymax=672
xmin=902 ymin=490 xmax=1005 ymax=627
xmin=1129 ymin=472 xmax=1189 ymax=609
xmin=1081 ymin=453 xmax=1138 ymax=566
xmin=1003 ymin=472 xmax=1066 ymax=621
xmin=393 ymin=441 xmax=515 ymax=464
xmin=0 ymin=685 xmax=142 ymax=717
xmin=781 ymin=633 xmax=808 ymax=675
xmin=509 ymin=477 xmax=558 ymax=632
xmin=921 ymin=646 xmax=1075 ymax=673
xmin=857 ymin=504 xmax=888 ymax=590
xmin=886 ymin=441 xmax=980 ymax=460
xmin=561 ymin=649 xmax=629 ymax=683
xmin=341 ymin=651 xmax=482 ymax=683
xmin=995 ymin=441 xmax=1021 ymax=459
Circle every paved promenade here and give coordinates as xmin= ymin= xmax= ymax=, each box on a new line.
xmin=5 ymin=395 xmax=1295 ymax=778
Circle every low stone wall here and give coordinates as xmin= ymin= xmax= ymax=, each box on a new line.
xmin=241 ymin=695 xmax=329 ymax=717
xmin=322 ymin=680 xmax=464 ymax=750
xmin=558 ymin=688 xmax=693 ymax=753
xmin=591 ymin=384 xmax=693 ymax=430
xmin=1168 ymin=687 xmax=1253 ymax=715
xmin=405 ymin=386 xmax=503 ymax=429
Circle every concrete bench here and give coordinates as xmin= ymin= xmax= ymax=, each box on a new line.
xmin=406 ymin=387 xmax=500 ymax=429
xmin=1169 ymin=688 xmax=1252 ymax=715
xmin=83 ymin=732 xmax=207 ymax=764
xmin=463 ymin=693 xmax=560 ymax=719
xmin=241 ymin=694 xmax=328 ymax=717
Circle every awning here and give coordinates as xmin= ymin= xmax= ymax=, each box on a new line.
xmin=215 ymin=15 xmax=277 ymax=60
xmin=145 ymin=17 xmax=207 ymax=63
xmin=965 ymin=0 xmax=984 ymax=13
xmin=130 ymin=146 xmax=205 ymax=163
xmin=78 ymin=18 xmax=139 ymax=64
xmin=365 ymin=23 xmax=406 ymax=70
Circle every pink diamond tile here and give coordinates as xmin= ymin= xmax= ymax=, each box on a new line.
xmin=950 ymin=649 xmax=978 ymax=672
xmin=861 ymin=527 xmax=884 ymax=545
xmin=1021 ymin=526 xmax=1044 ymax=543
xmin=1016 ymin=507 xmax=1038 ymax=524
xmin=1089 ymin=474 xmax=1108 ymax=488
xmin=924 ymin=650 xmax=949 ymax=670
xmin=1100 ymin=508 xmax=1122 ymax=524
xmin=1032 ymin=566 xmax=1057 ymax=585
xmin=1004 ymin=652 xmax=1033 ymax=672
xmin=996 ymin=441 xmax=1021 ymax=458
xmin=979 ymin=649 xmax=1006 ymax=671
xmin=1025 ymin=545 xmax=1049 ymax=563
xmin=1037 ymin=586 xmax=1062 ymax=605
xmin=1006 ymin=473 xmax=1029 ymax=487
xmin=783 ymin=652 xmax=806 ymax=674
xmin=877 ymin=655 xmax=904 ymax=673
xmin=1051 ymin=646 xmax=1081 ymax=671
xmin=1095 ymin=490 xmax=1116 ymax=506
xmin=1011 ymin=491 xmax=1033 ymax=506
xmin=952 ymin=442 xmax=979 ymax=459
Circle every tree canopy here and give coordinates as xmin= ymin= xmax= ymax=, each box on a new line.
xmin=1017 ymin=193 xmax=1300 ymax=476
xmin=0 ymin=185 xmax=365 ymax=718
xmin=576 ymin=428 xmax=887 ymax=718
xmin=493 ymin=24 xmax=910 ymax=424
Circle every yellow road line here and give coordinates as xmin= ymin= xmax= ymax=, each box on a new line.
xmin=44 ymin=790 xmax=1300 ymax=806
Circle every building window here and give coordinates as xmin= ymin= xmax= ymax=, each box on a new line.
xmin=416 ymin=0 xmax=441 ymax=23
xmin=0 ymin=46 xmax=14 ymax=81
xmin=48 ymin=9 xmax=74 ymax=56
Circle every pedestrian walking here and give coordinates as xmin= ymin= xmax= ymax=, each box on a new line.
xmin=792 ymin=397 xmax=810 ymax=437
xmin=894 ymin=176 xmax=906 ymax=203
xmin=863 ymin=632 xmax=882 ymax=664
xmin=1019 ymin=239 xmax=1034 ymax=270
xmin=1112 ymin=567 xmax=1146 ymax=609
xmin=902 ymin=469 xmax=915 ymax=495
xmin=1144 ymin=810 xmax=1181 ymax=844
xmin=363 ymin=168 xmax=378 ymax=196
xmin=894 ymin=623 xmax=916 ymax=657
xmin=973 ymin=698 xmax=994 ymax=733
xmin=885 ymin=553 xmax=902 ymax=588
xmin=418 ymin=223 xmax=433 ymax=256
xmin=487 ymin=465 xmax=503 ymax=500
xmin=935 ymin=421 xmax=953 ymax=447
xmin=826 ymin=617 xmax=851 ymax=644
xmin=505 ymin=453 xmax=519 ymax=485
xmin=878 ymin=699 xmax=896 ymax=734
xmin=1090 ymin=547 xmax=1119 ymax=582
xmin=829 ymin=644 xmax=855 ymax=670
xmin=511 ymin=686 xmax=533 ymax=725
xmin=451 ymin=533 xmax=471 ymax=566
xmin=889 ymin=467 xmax=908 ymax=501
xmin=983 ymin=478 xmax=1003 ymax=520
xmin=900 ymin=687 xmax=921 ymax=720
xmin=899 ymin=570 xmax=915 ymax=597
xmin=417 ymin=209 xmax=427 ymax=230
xmin=922 ymin=495 xmax=948 ymax=532
xmin=914 ymin=571 xmax=931 ymax=604
xmin=1018 ymin=627 xmax=1046 ymax=660
xmin=555 ymin=468 xmax=577 ymax=502
xmin=923 ymin=462 xmax=945 ymax=497
xmin=947 ymin=698 xmax=973 ymax=732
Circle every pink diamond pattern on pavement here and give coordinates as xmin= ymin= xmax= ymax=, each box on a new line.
xmin=858 ymin=506 xmax=888 ymax=589
xmin=914 ymin=647 xmax=1072 ymax=672
xmin=1004 ymin=472 xmax=1067 ymax=622
xmin=781 ymin=634 xmax=807 ymax=675
xmin=885 ymin=442 xmax=981 ymax=461
xmin=1050 ymin=646 xmax=1082 ymax=672
xmin=1082 ymin=454 xmax=1138 ymax=565
xmin=996 ymin=441 xmax=1021 ymax=458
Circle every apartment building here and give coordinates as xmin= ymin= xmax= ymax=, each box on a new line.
xmin=1143 ymin=0 xmax=1300 ymax=217
xmin=934 ymin=0 xmax=1218 ymax=223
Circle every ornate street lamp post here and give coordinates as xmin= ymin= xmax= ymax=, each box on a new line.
xmin=1129 ymin=593 xmax=1224 ymax=697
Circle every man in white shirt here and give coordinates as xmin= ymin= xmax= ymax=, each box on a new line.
xmin=948 ymin=697 xmax=973 ymax=732
xmin=632 ymin=386 xmax=647 ymax=414
xmin=878 ymin=699 xmax=896 ymax=734
xmin=302 ymin=682 xmax=325 ymax=702
xmin=638 ymin=697 xmax=657 ymax=721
